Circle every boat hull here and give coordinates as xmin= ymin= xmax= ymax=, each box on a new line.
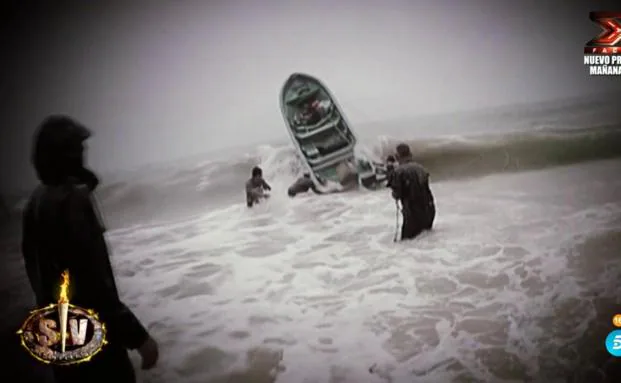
xmin=279 ymin=73 xmax=385 ymax=190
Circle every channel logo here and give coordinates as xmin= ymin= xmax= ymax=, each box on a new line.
xmin=605 ymin=329 xmax=621 ymax=357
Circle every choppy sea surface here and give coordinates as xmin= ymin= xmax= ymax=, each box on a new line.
xmin=2 ymin=93 xmax=621 ymax=382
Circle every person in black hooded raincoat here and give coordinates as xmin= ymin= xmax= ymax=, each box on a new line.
xmin=21 ymin=115 xmax=159 ymax=383
xmin=389 ymin=143 xmax=436 ymax=240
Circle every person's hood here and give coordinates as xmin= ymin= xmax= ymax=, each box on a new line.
xmin=32 ymin=115 xmax=92 ymax=186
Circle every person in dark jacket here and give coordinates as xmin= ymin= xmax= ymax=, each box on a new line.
xmin=21 ymin=115 xmax=159 ymax=383
xmin=246 ymin=166 xmax=271 ymax=207
xmin=287 ymin=173 xmax=322 ymax=197
xmin=389 ymin=143 xmax=435 ymax=240
xmin=385 ymin=155 xmax=397 ymax=188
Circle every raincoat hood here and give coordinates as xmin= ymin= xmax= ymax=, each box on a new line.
xmin=31 ymin=115 xmax=93 ymax=186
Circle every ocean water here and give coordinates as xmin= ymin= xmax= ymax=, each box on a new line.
xmin=117 ymin=159 xmax=621 ymax=383
xmin=2 ymin=94 xmax=621 ymax=382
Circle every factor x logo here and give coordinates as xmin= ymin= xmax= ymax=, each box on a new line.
xmin=585 ymin=12 xmax=621 ymax=54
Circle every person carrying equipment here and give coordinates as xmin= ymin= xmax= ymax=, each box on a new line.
xmin=246 ymin=166 xmax=271 ymax=207
xmin=389 ymin=143 xmax=435 ymax=240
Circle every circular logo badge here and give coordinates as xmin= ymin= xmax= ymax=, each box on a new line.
xmin=605 ymin=329 xmax=621 ymax=357
xmin=17 ymin=303 xmax=107 ymax=365
xmin=613 ymin=314 xmax=621 ymax=328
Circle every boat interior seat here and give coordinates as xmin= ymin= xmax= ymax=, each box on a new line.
xmin=320 ymin=140 xmax=349 ymax=155
xmin=301 ymin=145 xmax=320 ymax=157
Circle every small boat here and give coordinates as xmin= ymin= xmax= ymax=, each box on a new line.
xmin=279 ymin=73 xmax=386 ymax=190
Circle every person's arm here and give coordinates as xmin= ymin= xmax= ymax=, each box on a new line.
xmin=261 ymin=179 xmax=272 ymax=191
xmin=307 ymin=178 xmax=323 ymax=194
xmin=423 ymin=171 xmax=434 ymax=203
xmin=385 ymin=168 xmax=394 ymax=188
xmin=310 ymin=184 xmax=323 ymax=194
xmin=66 ymin=189 xmax=149 ymax=350
xmin=390 ymin=170 xmax=403 ymax=200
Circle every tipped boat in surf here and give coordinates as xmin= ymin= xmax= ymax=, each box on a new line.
xmin=279 ymin=73 xmax=386 ymax=191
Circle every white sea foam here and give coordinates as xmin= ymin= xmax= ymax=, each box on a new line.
xmin=98 ymin=158 xmax=621 ymax=383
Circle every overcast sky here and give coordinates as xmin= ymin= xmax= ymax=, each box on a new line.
xmin=1 ymin=0 xmax=620 ymax=193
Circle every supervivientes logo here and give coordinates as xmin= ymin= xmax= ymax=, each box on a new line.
xmin=16 ymin=270 xmax=107 ymax=366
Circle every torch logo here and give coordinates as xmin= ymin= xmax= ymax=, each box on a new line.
xmin=17 ymin=270 xmax=107 ymax=365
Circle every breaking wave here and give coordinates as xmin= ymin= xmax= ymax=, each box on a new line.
xmin=374 ymin=124 xmax=621 ymax=181
xmin=92 ymin=123 xmax=621 ymax=228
